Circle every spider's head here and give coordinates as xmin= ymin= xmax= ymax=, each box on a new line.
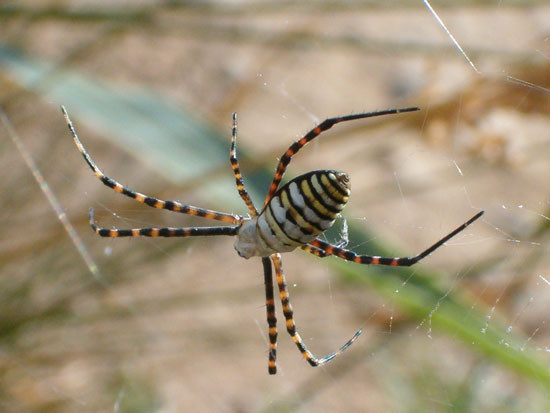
xmin=234 ymin=218 xmax=260 ymax=259
xmin=234 ymin=245 xmax=250 ymax=259
xmin=234 ymin=217 xmax=293 ymax=259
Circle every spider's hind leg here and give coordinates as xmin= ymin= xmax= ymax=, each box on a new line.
xmin=271 ymin=253 xmax=361 ymax=367
xmin=262 ymin=257 xmax=278 ymax=374
xmin=307 ymin=211 xmax=484 ymax=267
xmin=262 ymin=107 xmax=420 ymax=209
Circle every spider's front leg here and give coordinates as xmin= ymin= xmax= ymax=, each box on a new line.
xmin=62 ymin=106 xmax=241 ymax=225
xmin=89 ymin=208 xmax=240 ymax=238
xmin=230 ymin=113 xmax=258 ymax=217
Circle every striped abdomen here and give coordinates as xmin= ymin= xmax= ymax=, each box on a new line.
xmin=255 ymin=170 xmax=350 ymax=254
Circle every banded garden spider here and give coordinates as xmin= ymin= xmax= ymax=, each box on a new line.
xmin=62 ymin=106 xmax=483 ymax=375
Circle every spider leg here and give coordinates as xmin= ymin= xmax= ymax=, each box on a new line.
xmin=298 ymin=216 xmax=349 ymax=256
xmin=89 ymin=208 xmax=239 ymax=237
xmin=62 ymin=106 xmax=241 ymax=225
xmin=271 ymin=253 xmax=362 ymax=367
xmin=306 ymin=211 xmax=484 ymax=266
xmin=230 ymin=113 xmax=258 ymax=217
xmin=300 ymin=244 xmax=330 ymax=257
xmin=262 ymin=107 xmax=420 ymax=210
xmin=262 ymin=257 xmax=278 ymax=374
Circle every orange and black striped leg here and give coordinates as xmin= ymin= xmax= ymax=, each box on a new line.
xmin=61 ymin=106 xmax=241 ymax=225
xmin=230 ymin=113 xmax=258 ymax=217
xmin=262 ymin=107 xmax=420 ymax=209
xmin=300 ymin=244 xmax=330 ymax=257
xmin=271 ymin=253 xmax=362 ymax=367
xmin=262 ymin=257 xmax=278 ymax=374
xmin=309 ymin=211 xmax=484 ymax=267
xmin=89 ymin=208 xmax=239 ymax=237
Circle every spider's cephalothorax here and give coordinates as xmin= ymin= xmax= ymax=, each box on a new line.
xmin=63 ymin=105 xmax=483 ymax=375
xmin=235 ymin=170 xmax=350 ymax=259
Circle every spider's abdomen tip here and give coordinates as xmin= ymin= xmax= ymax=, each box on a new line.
xmin=329 ymin=171 xmax=351 ymax=194
xmin=334 ymin=171 xmax=350 ymax=185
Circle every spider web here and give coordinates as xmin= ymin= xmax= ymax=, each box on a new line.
xmin=1 ymin=1 xmax=549 ymax=412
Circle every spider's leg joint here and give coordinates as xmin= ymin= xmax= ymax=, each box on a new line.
xmin=88 ymin=207 xmax=101 ymax=234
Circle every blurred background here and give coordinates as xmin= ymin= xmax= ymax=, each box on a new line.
xmin=1 ymin=1 xmax=549 ymax=412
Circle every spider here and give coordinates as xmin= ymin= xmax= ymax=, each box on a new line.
xmin=62 ymin=105 xmax=483 ymax=375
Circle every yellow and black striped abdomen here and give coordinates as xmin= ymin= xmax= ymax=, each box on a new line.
xmin=256 ymin=170 xmax=350 ymax=251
